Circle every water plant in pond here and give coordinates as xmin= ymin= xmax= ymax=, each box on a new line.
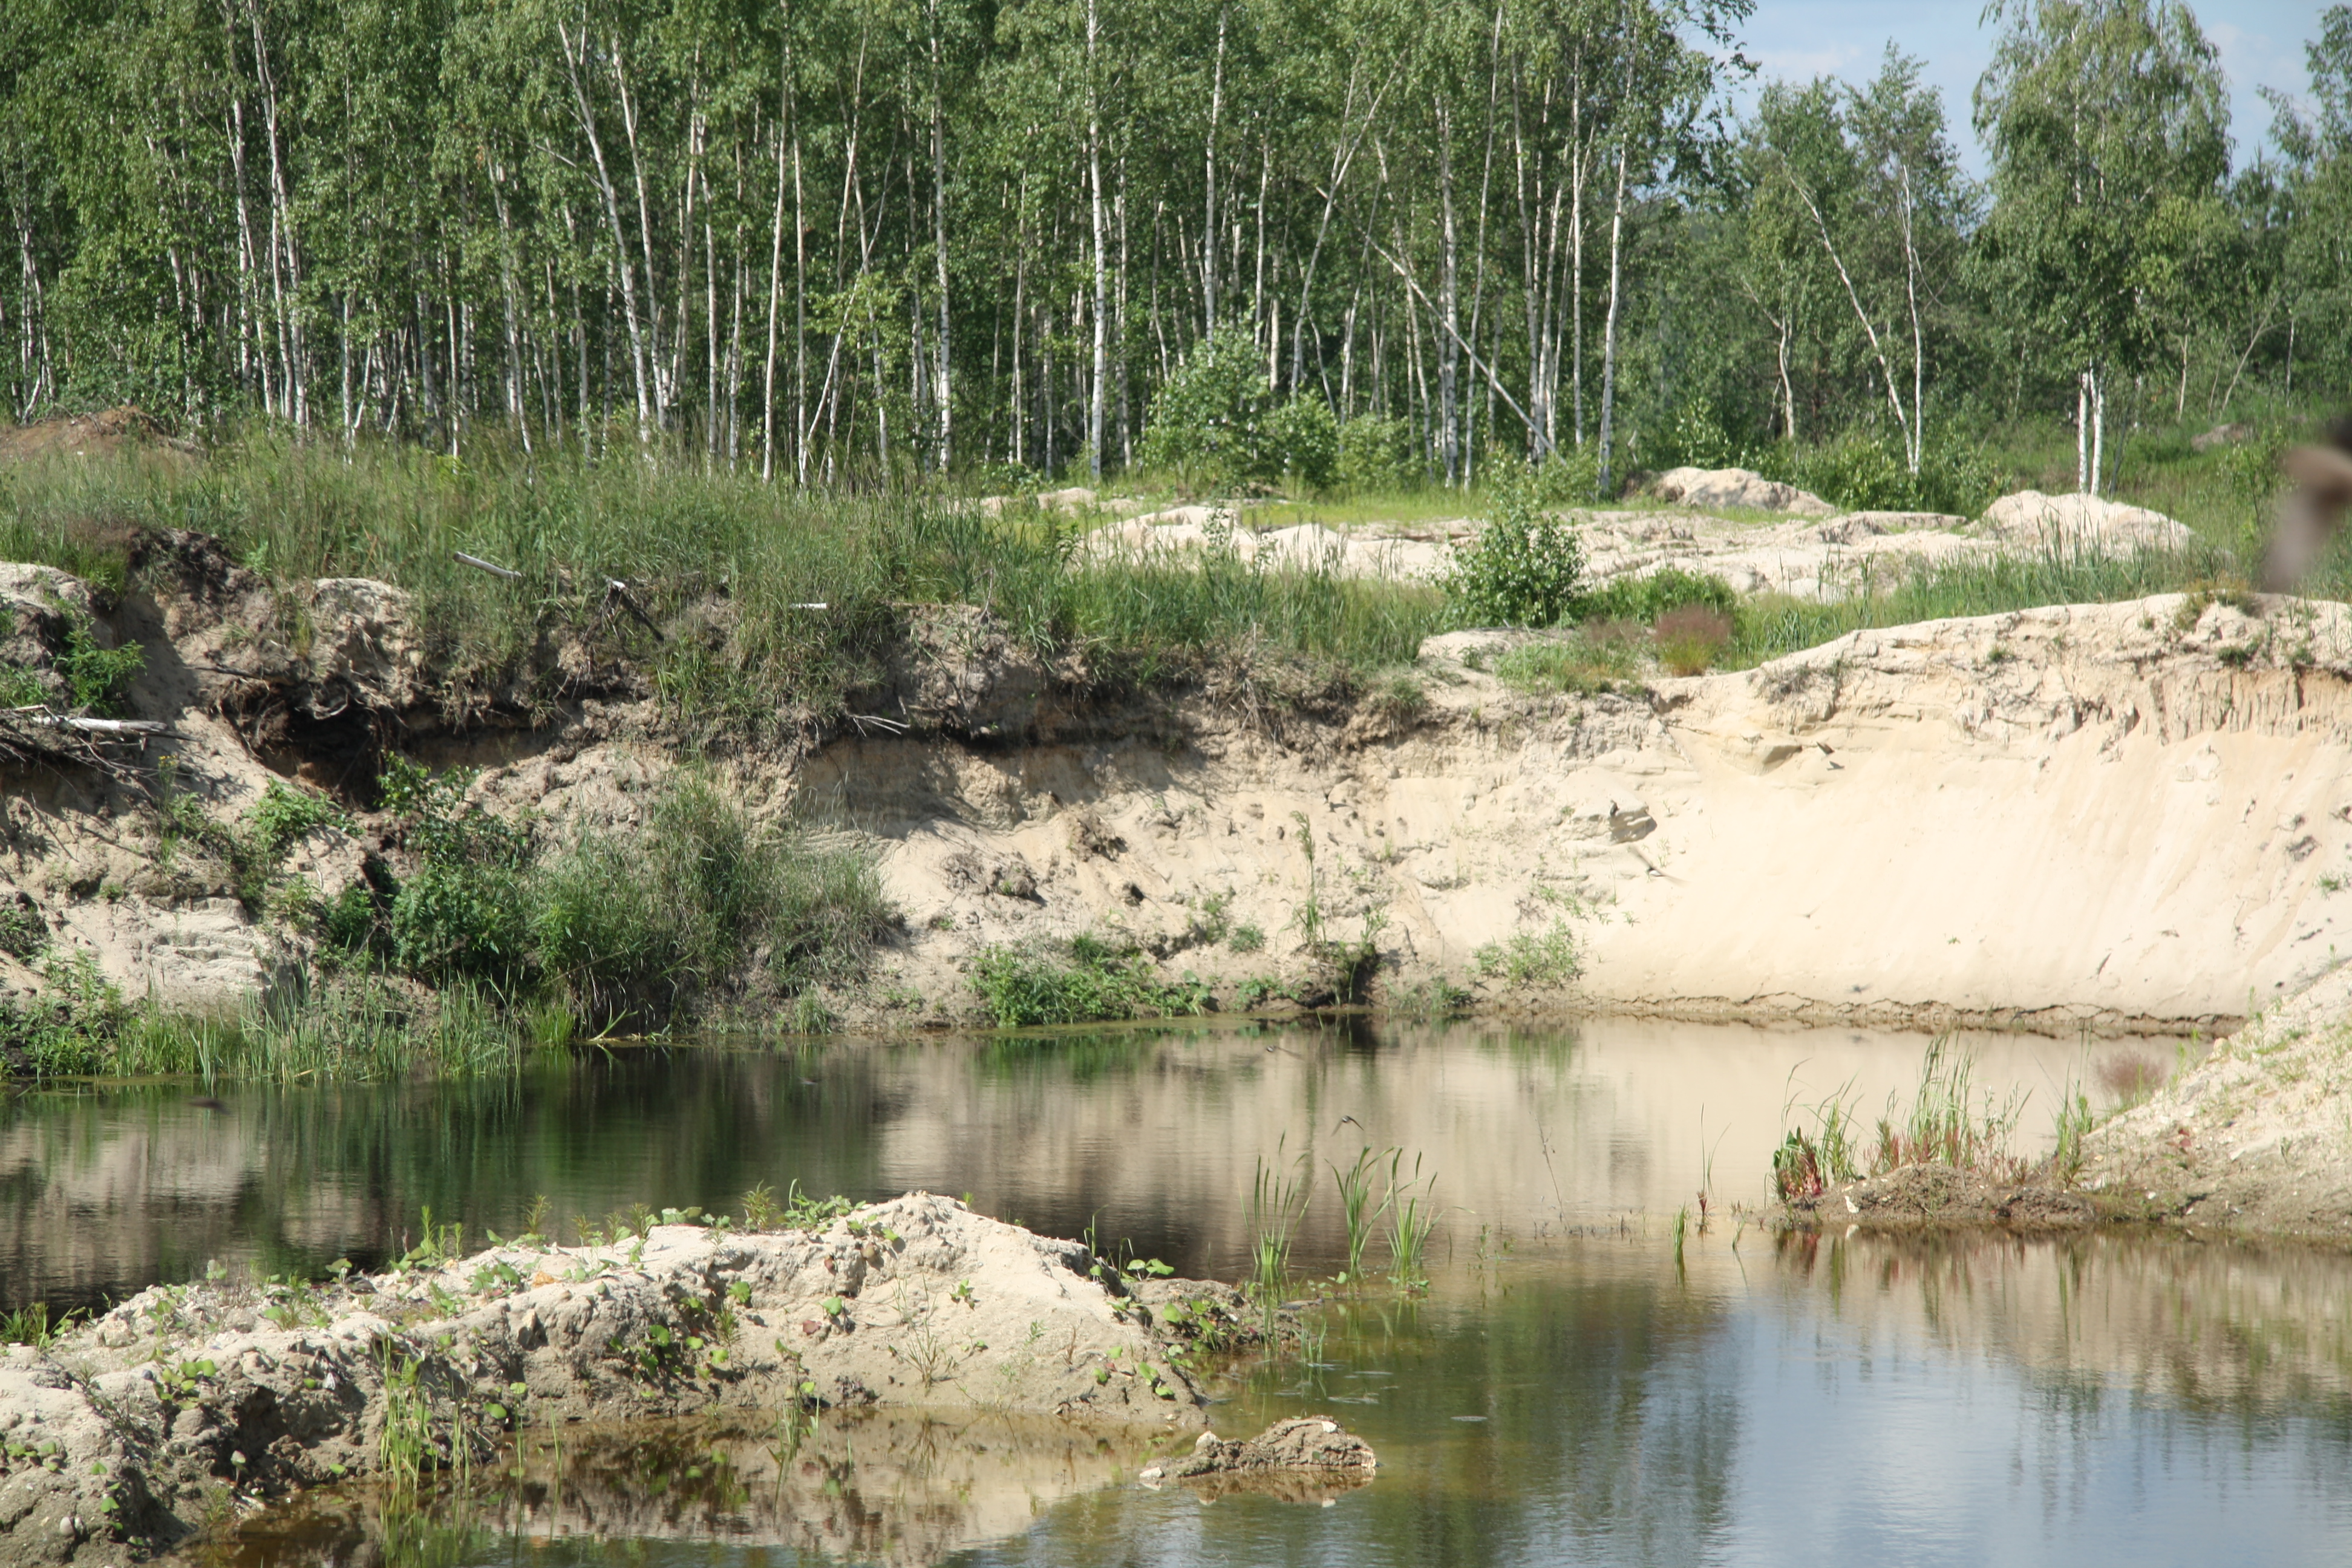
xmin=1383 ymin=1149 xmax=1440 ymax=1288
xmin=1246 ymin=1142 xmax=1313 ymax=1299
xmin=1330 ymin=1146 xmax=1391 ymax=1283
xmin=1872 ymin=1034 xmax=2027 ymax=1178
xmin=1771 ymin=1071 xmax=1864 ymax=1201
xmin=2050 ymin=1074 xmax=2097 ymax=1183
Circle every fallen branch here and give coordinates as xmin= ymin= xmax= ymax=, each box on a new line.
xmin=602 ymin=579 xmax=665 ymax=642
xmin=453 ymin=550 xmax=523 ymax=580
xmin=846 ymin=713 xmax=911 ymax=736
xmin=25 ymin=714 xmax=174 ymax=736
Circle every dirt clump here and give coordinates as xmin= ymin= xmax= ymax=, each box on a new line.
xmin=0 ymin=410 xmax=198 ymax=468
xmin=1781 ymin=1165 xmax=2094 ymax=1232
xmin=1140 ymin=1416 xmax=1378 ymax=1503
xmin=2080 ymin=961 xmax=2352 ymax=1238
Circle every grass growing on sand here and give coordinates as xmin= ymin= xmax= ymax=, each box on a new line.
xmin=0 ymin=437 xmax=1446 ymax=737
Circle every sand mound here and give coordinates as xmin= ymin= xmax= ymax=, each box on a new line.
xmin=0 ymin=1195 xmax=1233 ymax=1566
xmin=1647 ymin=466 xmax=1836 ymax=515
xmin=1977 ymin=490 xmax=2192 ymax=552
xmin=0 ymin=409 xmax=197 ymax=467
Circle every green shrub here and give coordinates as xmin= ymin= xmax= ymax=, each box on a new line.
xmin=1656 ymin=396 xmax=1741 ymax=472
xmin=1530 ymin=443 xmax=1602 ymax=506
xmin=1336 ymin=414 xmax=1418 ymax=493
xmin=1266 ymin=396 xmax=1339 ymax=491
xmin=1785 ymin=431 xmax=1912 ymax=511
xmin=532 ymin=776 xmax=892 ymax=1031
xmin=391 ymin=859 xmax=533 ymax=982
xmin=1136 ymin=328 xmax=1279 ymax=489
xmin=377 ymin=758 xmax=535 ymax=982
xmin=1442 ymin=467 xmax=1584 ymax=627
xmin=0 ymin=952 xmax=125 ymax=1076
xmin=970 ymin=935 xmax=1210 ymax=1028
xmin=1576 ymin=565 xmax=1736 ymax=624
xmin=1137 ymin=328 xmax=1339 ymax=492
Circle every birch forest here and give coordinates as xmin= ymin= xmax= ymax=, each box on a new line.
xmin=1 ymin=0 xmax=2347 ymax=485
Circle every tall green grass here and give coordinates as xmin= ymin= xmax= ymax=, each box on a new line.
xmin=0 ymin=437 xmax=1445 ymax=736
xmin=532 ymin=777 xmax=892 ymax=1031
xmin=1724 ymin=543 xmax=2224 ymax=670
xmin=114 ymin=976 xmax=524 ymax=1082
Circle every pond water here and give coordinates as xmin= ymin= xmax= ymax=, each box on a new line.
xmin=14 ymin=1018 xmax=2352 ymax=1565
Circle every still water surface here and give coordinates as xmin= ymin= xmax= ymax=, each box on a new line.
xmin=8 ymin=1018 xmax=2351 ymax=1566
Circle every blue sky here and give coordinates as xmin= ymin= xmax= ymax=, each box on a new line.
xmin=1723 ymin=1 xmax=2328 ymax=174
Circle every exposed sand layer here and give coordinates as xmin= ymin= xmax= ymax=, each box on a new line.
xmin=2 ymin=534 xmax=2342 ymax=1034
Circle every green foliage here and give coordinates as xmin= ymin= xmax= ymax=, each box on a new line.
xmin=1494 ymin=634 xmax=1641 ymax=696
xmin=1443 ymin=468 xmax=1585 ymax=628
xmin=969 ymin=935 xmax=1210 ymax=1028
xmin=376 ymin=759 xmax=533 ymax=982
xmin=1472 ymin=920 xmax=1581 ymax=986
xmin=1137 ymin=329 xmax=1340 ymax=492
xmin=532 ymin=777 xmax=893 ymax=1031
xmin=1336 ymin=415 xmax=1419 ymax=493
xmin=34 ymin=614 xmax=145 ymax=716
xmin=1266 ymin=396 xmax=1339 ymax=490
xmin=0 ymin=898 xmax=46 ymax=962
xmin=1137 ymin=329 xmax=1279 ymax=488
xmin=0 ymin=952 xmax=125 ymax=1077
xmin=1576 ymin=566 xmax=1739 ymax=626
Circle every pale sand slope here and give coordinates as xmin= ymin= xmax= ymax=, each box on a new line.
xmin=781 ymin=592 xmax=2352 ymax=1033
xmin=8 ymin=550 xmax=2345 ymax=1034
xmin=2081 ymin=958 xmax=2352 ymax=1236
xmin=1581 ymin=595 xmax=2352 ymax=1025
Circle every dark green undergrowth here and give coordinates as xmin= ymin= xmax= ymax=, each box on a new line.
xmin=331 ymin=764 xmax=894 ymax=1036
xmin=970 ymin=936 xmax=1212 ymax=1029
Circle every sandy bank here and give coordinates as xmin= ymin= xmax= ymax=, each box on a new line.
xmin=7 ymin=528 xmax=2352 ymax=1033
xmin=2080 ymin=961 xmax=2352 ymax=1238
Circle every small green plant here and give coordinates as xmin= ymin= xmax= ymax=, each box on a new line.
xmin=1227 ymin=922 xmax=1266 ymax=954
xmin=0 ymin=898 xmax=48 ymax=962
xmin=376 ymin=1346 xmax=433 ymax=1494
xmin=2050 ymin=1076 xmax=2096 ymax=1183
xmin=1443 ymin=466 xmax=1584 ymax=627
xmin=1244 ymin=1140 xmax=1313 ymax=1301
xmin=52 ymin=614 xmax=145 ymax=715
xmin=1383 ymin=1149 xmax=1440 ymax=1288
xmin=1330 ymin=1146 xmax=1391 ymax=1283
xmin=0 ymin=1302 xmax=79 ymax=1347
xmin=1474 ymin=919 xmax=1580 ymax=987
xmin=1771 ymin=1071 xmax=1863 ymax=1201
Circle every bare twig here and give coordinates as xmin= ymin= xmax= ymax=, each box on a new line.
xmin=452 ymin=550 xmax=523 ymax=580
xmin=601 ymin=579 xmax=665 ymax=642
xmin=24 ymin=715 xmax=174 ymax=736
